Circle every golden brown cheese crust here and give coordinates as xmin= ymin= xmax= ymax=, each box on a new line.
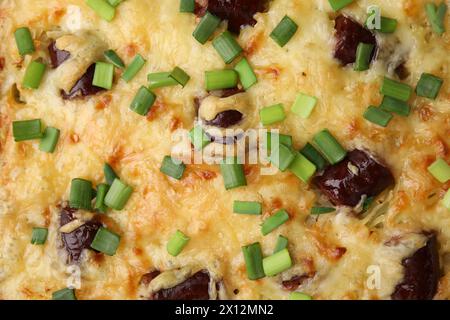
xmin=0 ymin=0 xmax=449 ymax=300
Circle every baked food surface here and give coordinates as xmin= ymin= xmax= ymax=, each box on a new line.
xmin=0 ymin=0 xmax=449 ymax=300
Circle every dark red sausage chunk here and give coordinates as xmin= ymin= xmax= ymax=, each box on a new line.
xmin=313 ymin=149 xmax=394 ymax=207
xmin=282 ymin=274 xmax=313 ymax=291
xmin=391 ymin=234 xmax=440 ymax=300
xmin=48 ymin=41 xmax=71 ymax=69
xmin=61 ymin=64 xmax=105 ymax=100
xmin=195 ymin=0 xmax=267 ymax=34
xmin=204 ymin=110 xmax=243 ymax=128
xmin=60 ymin=206 xmax=102 ymax=263
xmin=334 ymin=15 xmax=377 ymax=65
xmin=152 ymin=270 xmax=211 ymax=300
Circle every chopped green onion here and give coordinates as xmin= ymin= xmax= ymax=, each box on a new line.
xmin=104 ymin=163 xmax=118 ymax=185
xmin=167 ymin=230 xmax=190 ymax=256
xmin=443 ymin=189 xmax=450 ymax=210
xmin=12 ymin=119 xmax=43 ymax=142
xmin=242 ymin=242 xmax=265 ymax=280
xmin=291 ymin=93 xmax=317 ymax=119
xmin=379 ymin=17 xmax=398 ymax=33
xmin=69 ymin=178 xmax=93 ymax=210
xmin=93 ymin=62 xmax=114 ymax=89
xmin=379 ymin=96 xmax=410 ymax=116
xmin=427 ymin=158 xmax=450 ymax=183
xmin=107 ymin=0 xmax=122 ymax=7
xmin=274 ymin=235 xmax=288 ymax=253
xmin=261 ymin=209 xmax=289 ymax=235
xmin=129 ymin=86 xmax=156 ymax=116
xmin=270 ymin=15 xmax=298 ymax=47
xmin=52 ymin=288 xmax=77 ymax=300
xmin=23 ymin=60 xmax=46 ymax=89
xmin=288 ymin=152 xmax=317 ymax=183
xmin=220 ymin=157 xmax=247 ymax=190
xmin=169 ymin=66 xmax=190 ymax=87
xmin=310 ymin=206 xmax=336 ymax=215
xmin=148 ymin=72 xmax=178 ymax=89
xmin=234 ymin=58 xmax=257 ymax=90
xmin=300 ymin=143 xmax=328 ymax=171
xmin=90 ymin=227 xmax=120 ymax=256
xmin=233 ymin=201 xmax=262 ymax=215
xmin=416 ymin=73 xmax=443 ymax=99
xmin=213 ymin=31 xmax=243 ymax=64
xmin=312 ymin=129 xmax=347 ymax=165
xmin=290 ymin=292 xmax=313 ymax=300
xmin=189 ymin=126 xmax=211 ymax=150
xmin=31 ymin=227 xmax=48 ymax=245
xmin=160 ymin=156 xmax=186 ymax=180
xmin=104 ymin=49 xmax=125 ymax=68
xmin=380 ymin=77 xmax=412 ymax=102
xmin=193 ymin=12 xmax=221 ymax=44
xmin=265 ymin=132 xmax=292 ymax=150
xmin=94 ymin=183 xmax=109 ymax=213
xmin=39 ymin=127 xmax=60 ymax=153
xmin=205 ymin=70 xmax=238 ymax=91
xmin=14 ymin=27 xmax=35 ymax=56
xmin=122 ymin=54 xmax=146 ymax=82
xmin=363 ymin=106 xmax=393 ymax=127
xmin=425 ymin=2 xmax=447 ymax=35
xmin=104 ymin=178 xmax=133 ymax=210
xmin=270 ymin=143 xmax=296 ymax=172
xmin=362 ymin=196 xmax=375 ymax=212
xmin=86 ymin=0 xmax=115 ymax=22
xmin=262 ymin=248 xmax=292 ymax=276
xmin=180 ymin=0 xmax=195 ymax=13
xmin=260 ymin=104 xmax=286 ymax=126
xmin=354 ymin=43 xmax=374 ymax=71
xmin=328 ymin=0 xmax=354 ymax=11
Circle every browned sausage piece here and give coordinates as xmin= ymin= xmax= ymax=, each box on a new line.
xmin=48 ymin=41 xmax=71 ymax=69
xmin=391 ymin=234 xmax=440 ymax=300
xmin=313 ymin=149 xmax=394 ymax=207
xmin=195 ymin=0 xmax=267 ymax=34
xmin=152 ymin=270 xmax=211 ymax=300
xmin=61 ymin=64 xmax=105 ymax=100
xmin=204 ymin=110 xmax=243 ymax=128
xmin=334 ymin=15 xmax=377 ymax=65
xmin=60 ymin=206 xmax=102 ymax=263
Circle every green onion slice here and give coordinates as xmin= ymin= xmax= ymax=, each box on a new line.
xmin=443 ymin=189 xmax=450 ymax=210
xmin=23 ymin=60 xmax=46 ymax=89
xmin=94 ymin=183 xmax=110 ymax=213
xmin=288 ymin=152 xmax=317 ymax=183
xmin=52 ymin=288 xmax=77 ymax=300
xmin=104 ymin=49 xmax=125 ymax=68
xmin=130 ymin=86 xmax=156 ymax=116
xmin=427 ymin=158 xmax=450 ymax=183
xmin=31 ymin=227 xmax=48 ymax=245
xmin=86 ymin=0 xmax=116 ymax=22
xmin=12 ymin=119 xmax=43 ymax=142
xmin=167 ymin=230 xmax=190 ymax=256
xmin=234 ymin=58 xmax=257 ymax=90
xmin=212 ymin=31 xmax=243 ymax=64
xmin=379 ymin=96 xmax=410 ymax=116
xmin=205 ymin=69 xmax=238 ymax=91
xmin=363 ymin=106 xmax=393 ymax=127
xmin=104 ymin=178 xmax=133 ymax=210
xmin=189 ymin=126 xmax=211 ymax=150
xmin=416 ymin=73 xmax=443 ymax=100
xmin=291 ymin=93 xmax=318 ymax=119
xmin=242 ymin=242 xmax=265 ymax=280
xmin=160 ymin=155 xmax=186 ymax=180
xmin=180 ymin=0 xmax=195 ymax=13
xmin=262 ymin=248 xmax=292 ymax=276
xmin=220 ymin=157 xmax=247 ymax=190
xmin=270 ymin=15 xmax=298 ymax=47
xmin=269 ymin=143 xmax=296 ymax=172
xmin=261 ymin=209 xmax=289 ymax=235
xmin=300 ymin=143 xmax=328 ymax=171
xmin=93 ymin=62 xmax=114 ymax=89
xmin=328 ymin=0 xmax=354 ymax=11
xmin=14 ymin=27 xmax=35 ymax=56
xmin=274 ymin=235 xmax=288 ymax=253
xmin=354 ymin=43 xmax=374 ymax=71
xmin=310 ymin=206 xmax=336 ymax=215
xmin=380 ymin=77 xmax=412 ymax=102
xmin=193 ymin=12 xmax=221 ymax=44
xmin=265 ymin=132 xmax=293 ymax=151
xmin=104 ymin=163 xmax=118 ymax=185
xmin=290 ymin=292 xmax=313 ymax=300
xmin=39 ymin=127 xmax=60 ymax=153
xmin=148 ymin=72 xmax=178 ymax=89
xmin=260 ymin=104 xmax=286 ymax=126
xmin=426 ymin=2 xmax=447 ymax=35
xmin=169 ymin=66 xmax=190 ymax=87
xmin=69 ymin=178 xmax=93 ymax=210
xmin=233 ymin=201 xmax=262 ymax=215
xmin=107 ymin=0 xmax=122 ymax=7
xmin=313 ymin=129 xmax=347 ymax=165
xmin=90 ymin=227 xmax=121 ymax=256
xmin=122 ymin=54 xmax=146 ymax=82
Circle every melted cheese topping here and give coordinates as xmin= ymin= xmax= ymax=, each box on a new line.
xmin=0 ymin=0 xmax=449 ymax=300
